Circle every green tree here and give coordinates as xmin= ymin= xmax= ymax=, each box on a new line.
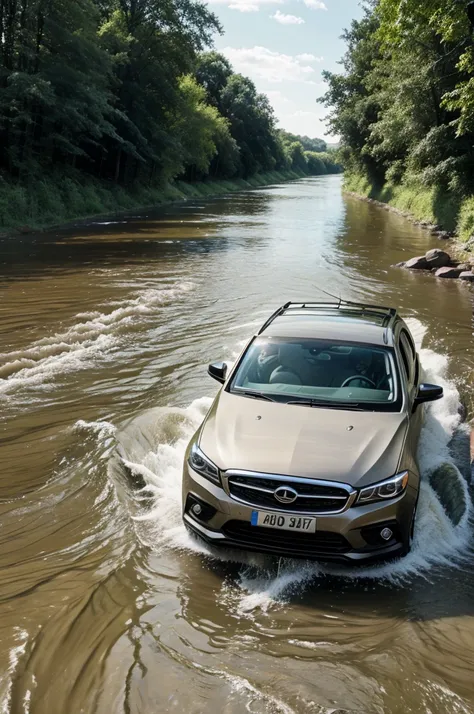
xmin=172 ymin=74 xmax=239 ymax=180
xmin=219 ymin=74 xmax=281 ymax=176
xmin=287 ymin=141 xmax=307 ymax=172
xmin=0 ymin=0 xmax=118 ymax=178
xmin=195 ymin=51 xmax=233 ymax=110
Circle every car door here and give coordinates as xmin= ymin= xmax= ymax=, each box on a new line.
xmin=397 ymin=328 xmax=422 ymax=476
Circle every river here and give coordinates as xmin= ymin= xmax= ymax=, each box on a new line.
xmin=1 ymin=175 xmax=474 ymax=714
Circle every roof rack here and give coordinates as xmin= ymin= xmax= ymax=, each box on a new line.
xmin=257 ymin=300 xmax=398 ymax=336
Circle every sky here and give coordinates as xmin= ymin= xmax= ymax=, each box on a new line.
xmin=206 ymin=0 xmax=365 ymax=140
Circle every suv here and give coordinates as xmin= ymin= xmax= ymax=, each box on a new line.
xmin=182 ymin=302 xmax=443 ymax=564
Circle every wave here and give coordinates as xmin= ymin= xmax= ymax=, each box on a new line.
xmin=0 ymin=281 xmax=194 ymax=397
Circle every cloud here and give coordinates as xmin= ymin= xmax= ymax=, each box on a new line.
xmin=207 ymin=0 xmax=282 ymax=11
xmin=303 ymin=0 xmax=327 ymax=8
xmin=276 ymin=108 xmax=330 ymax=137
xmin=296 ymin=53 xmax=323 ymax=63
xmin=290 ymin=110 xmax=323 ymax=117
xmin=265 ymin=90 xmax=291 ymax=103
xmin=271 ymin=10 xmax=305 ymax=24
xmin=221 ymin=46 xmax=316 ymax=84
xmin=228 ymin=2 xmax=258 ymax=9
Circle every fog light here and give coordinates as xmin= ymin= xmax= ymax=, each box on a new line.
xmin=380 ymin=527 xmax=393 ymax=541
xmin=192 ymin=503 xmax=203 ymax=517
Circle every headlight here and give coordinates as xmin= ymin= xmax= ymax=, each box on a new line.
xmin=356 ymin=471 xmax=409 ymax=505
xmin=188 ymin=443 xmax=221 ymax=485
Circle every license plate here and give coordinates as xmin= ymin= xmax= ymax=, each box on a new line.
xmin=251 ymin=510 xmax=316 ymax=533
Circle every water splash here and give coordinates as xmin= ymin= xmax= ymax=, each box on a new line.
xmin=111 ymin=318 xmax=473 ymax=612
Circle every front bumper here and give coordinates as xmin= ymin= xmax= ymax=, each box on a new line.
xmin=182 ymin=465 xmax=418 ymax=564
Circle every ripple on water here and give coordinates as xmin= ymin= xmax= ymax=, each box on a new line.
xmin=0 ymin=280 xmax=195 ymax=398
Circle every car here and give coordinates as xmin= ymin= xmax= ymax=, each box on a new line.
xmin=182 ymin=301 xmax=444 ymax=564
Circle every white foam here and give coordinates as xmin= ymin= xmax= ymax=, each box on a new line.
xmin=0 ymin=281 xmax=194 ymax=397
xmin=225 ymin=672 xmax=295 ymax=714
xmin=112 ymin=319 xmax=472 ymax=612
xmin=0 ymin=628 xmax=29 ymax=714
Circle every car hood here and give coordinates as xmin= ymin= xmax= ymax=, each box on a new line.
xmin=199 ymin=391 xmax=409 ymax=488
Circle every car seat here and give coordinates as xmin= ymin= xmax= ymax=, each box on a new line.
xmin=269 ymin=344 xmax=315 ymax=385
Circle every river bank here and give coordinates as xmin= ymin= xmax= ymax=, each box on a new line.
xmin=0 ymin=168 xmax=324 ymax=237
xmin=344 ymin=173 xmax=474 ymax=250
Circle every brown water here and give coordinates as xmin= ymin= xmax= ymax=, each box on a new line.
xmin=1 ymin=175 xmax=474 ymax=714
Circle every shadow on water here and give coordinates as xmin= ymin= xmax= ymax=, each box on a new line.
xmin=0 ymin=190 xmax=277 ymax=282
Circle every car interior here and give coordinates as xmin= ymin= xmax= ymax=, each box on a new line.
xmin=234 ymin=340 xmax=396 ymax=403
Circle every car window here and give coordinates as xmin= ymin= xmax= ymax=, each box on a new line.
xmin=229 ymin=337 xmax=401 ymax=411
xmin=399 ymin=332 xmax=414 ymax=385
xmin=402 ymin=329 xmax=416 ymax=359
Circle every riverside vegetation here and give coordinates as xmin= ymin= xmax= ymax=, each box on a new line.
xmin=322 ymin=0 xmax=474 ymax=246
xmin=0 ymin=1 xmax=340 ymax=232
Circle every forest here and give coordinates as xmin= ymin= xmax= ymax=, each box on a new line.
xmin=322 ymin=0 xmax=474 ymax=242
xmin=0 ymin=0 xmax=340 ymax=229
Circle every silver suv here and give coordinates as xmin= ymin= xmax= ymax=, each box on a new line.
xmin=182 ymin=302 xmax=443 ymax=564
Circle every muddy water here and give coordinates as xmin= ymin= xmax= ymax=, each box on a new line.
xmin=1 ymin=175 xmax=474 ymax=714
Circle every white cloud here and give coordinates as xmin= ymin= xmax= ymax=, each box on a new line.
xmin=207 ymin=0 xmax=282 ymax=10
xmin=265 ymin=90 xmax=291 ymax=103
xmin=277 ymin=108 xmax=330 ymax=137
xmin=296 ymin=53 xmax=323 ymax=63
xmin=228 ymin=2 xmax=258 ymax=9
xmin=222 ymin=46 xmax=316 ymax=84
xmin=303 ymin=0 xmax=327 ymax=9
xmin=271 ymin=10 xmax=305 ymax=24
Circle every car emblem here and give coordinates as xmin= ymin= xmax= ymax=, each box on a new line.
xmin=274 ymin=486 xmax=298 ymax=504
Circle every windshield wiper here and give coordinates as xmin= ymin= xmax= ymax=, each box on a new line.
xmin=286 ymin=399 xmax=363 ymax=411
xmin=235 ymin=390 xmax=277 ymax=402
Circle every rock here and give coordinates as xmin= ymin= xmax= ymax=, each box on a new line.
xmin=435 ymin=266 xmax=464 ymax=278
xmin=459 ymin=271 xmax=474 ymax=281
xmin=18 ymin=225 xmax=33 ymax=234
xmin=436 ymin=231 xmax=451 ymax=240
xmin=425 ymin=248 xmax=451 ymax=268
xmin=456 ymin=263 xmax=472 ymax=272
xmin=405 ymin=255 xmax=429 ymax=270
xmin=393 ymin=261 xmax=406 ymax=268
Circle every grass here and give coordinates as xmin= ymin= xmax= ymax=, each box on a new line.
xmin=0 ymin=169 xmax=308 ymax=234
xmin=343 ymin=172 xmax=474 ymax=242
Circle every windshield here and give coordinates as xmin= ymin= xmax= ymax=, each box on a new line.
xmin=229 ymin=337 xmax=400 ymax=411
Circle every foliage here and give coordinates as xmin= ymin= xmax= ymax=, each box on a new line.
xmin=0 ymin=4 xmax=332 ymax=219
xmin=0 ymin=169 xmax=305 ymax=230
xmin=279 ymin=131 xmax=326 ymax=153
xmin=321 ymin=0 xmax=474 ymax=238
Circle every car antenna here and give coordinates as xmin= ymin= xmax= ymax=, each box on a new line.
xmin=317 ymin=286 xmax=345 ymax=305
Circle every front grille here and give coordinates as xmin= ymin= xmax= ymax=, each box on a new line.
xmin=222 ymin=521 xmax=350 ymax=558
xmin=227 ymin=473 xmax=350 ymax=513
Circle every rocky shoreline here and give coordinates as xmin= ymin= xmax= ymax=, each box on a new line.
xmin=395 ymin=248 xmax=474 ymax=281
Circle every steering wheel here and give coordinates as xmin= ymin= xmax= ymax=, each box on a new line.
xmin=341 ymin=375 xmax=376 ymax=389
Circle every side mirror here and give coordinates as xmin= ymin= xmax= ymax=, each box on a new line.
xmin=414 ymin=383 xmax=443 ymax=408
xmin=208 ymin=362 xmax=227 ymax=384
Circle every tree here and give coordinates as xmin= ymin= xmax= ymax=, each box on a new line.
xmin=172 ymin=74 xmax=238 ymax=180
xmin=219 ymin=74 xmax=280 ymax=176
xmin=0 ymin=0 xmax=118 ymax=178
xmin=320 ymin=0 xmax=474 ymax=195
xmin=195 ymin=51 xmax=233 ymax=110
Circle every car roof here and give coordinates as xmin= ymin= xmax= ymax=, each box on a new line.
xmin=259 ymin=305 xmax=397 ymax=347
